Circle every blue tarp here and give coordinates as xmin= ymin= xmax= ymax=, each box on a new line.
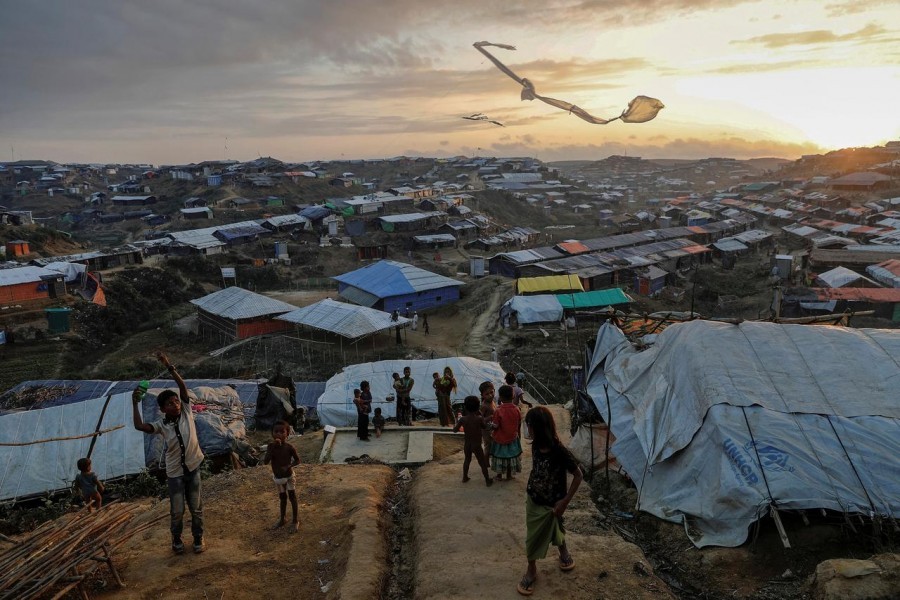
xmin=299 ymin=205 xmax=332 ymax=221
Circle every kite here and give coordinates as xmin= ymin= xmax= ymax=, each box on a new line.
xmin=473 ymin=41 xmax=664 ymax=125
xmin=462 ymin=113 xmax=506 ymax=127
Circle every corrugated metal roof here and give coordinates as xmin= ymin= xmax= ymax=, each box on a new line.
xmin=557 ymin=241 xmax=590 ymax=255
xmin=713 ymin=239 xmax=749 ymax=252
xmin=413 ymin=234 xmax=456 ymax=243
xmin=0 ymin=265 xmax=62 ymax=286
xmin=167 ymin=220 xmax=258 ymax=249
xmin=190 ymin=287 xmax=298 ymax=319
xmin=378 ymin=211 xmax=445 ymax=223
xmin=333 ymin=260 xmax=463 ymax=298
xmin=493 ymin=247 xmax=563 ymax=264
xmin=339 ymin=286 xmax=380 ymax=307
xmin=277 ymin=299 xmax=410 ymax=339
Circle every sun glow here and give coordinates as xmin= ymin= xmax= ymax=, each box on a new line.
xmin=676 ymin=67 xmax=900 ymax=150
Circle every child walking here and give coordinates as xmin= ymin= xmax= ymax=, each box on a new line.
xmin=516 ymin=406 xmax=584 ymax=596
xmin=491 ymin=385 xmax=522 ymax=481
xmin=263 ymin=420 xmax=301 ymax=533
xmin=453 ymin=396 xmax=493 ymax=487
xmin=74 ymin=457 xmax=104 ymax=512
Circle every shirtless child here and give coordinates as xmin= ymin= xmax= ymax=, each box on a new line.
xmin=263 ymin=420 xmax=301 ymax=533
xmin=453 ymin=395 xmax=493 ymax=487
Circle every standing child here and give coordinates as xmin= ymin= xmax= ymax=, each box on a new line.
xmin=263 ymin=420 xmax=301 ymax=533
xmin=478 ymin=381 xmax=496 ymax=460
xmin=132 ymin=352 xmax=206 ymax=555
xmin=74 ymin=457 xmax=104 ymax=512
xmin=372 ymin=407 xmax=386 ymax=438
xmin=506 ymin=372 xmax=532 ymax=410
xmin=491 ymin=385 xmax=522 ymax=481
xmin=453 ymin=396 xmax=493 ymax=487
xmin=506 ymin=372 xmax=532 ymax=436
xmin=354 ymin=383 xmax=372 ymax=441
xmin=516 ymin=407 xmax=583 ymax=596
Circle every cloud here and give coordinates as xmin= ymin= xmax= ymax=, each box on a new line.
xmin=825 ymin=0 xmax=897 ymax=16
xmin=708 ymin=59 xmax=818 ymax=74
xmin=733 ymin=23 xmax=890 ymax=48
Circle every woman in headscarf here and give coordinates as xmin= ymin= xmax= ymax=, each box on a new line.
xmin=435 ymin=366 xmax=457 ymax=427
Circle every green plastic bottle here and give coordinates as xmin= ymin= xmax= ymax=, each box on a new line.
xmin=137 ymin=380 xmax=150 ymax=399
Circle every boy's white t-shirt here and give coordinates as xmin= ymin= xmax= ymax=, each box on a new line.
xmin=150 ymin=400 xmax=205 ymax=477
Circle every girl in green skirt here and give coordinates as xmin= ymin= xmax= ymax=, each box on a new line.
xmin=517 ymin=406 xmax=583 ymax=596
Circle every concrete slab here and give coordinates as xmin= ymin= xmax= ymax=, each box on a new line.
xmin=405 ymin=431 xmax=434 ymax=463
xmin=321 ymin=426 xmax=456 ymax=465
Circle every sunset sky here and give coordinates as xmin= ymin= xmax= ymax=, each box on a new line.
xmin=1 ymin=0 xmax=898 ymax=165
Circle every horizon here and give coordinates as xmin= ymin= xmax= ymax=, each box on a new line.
xmin=1 ymin=1 xmax=898 ymax=165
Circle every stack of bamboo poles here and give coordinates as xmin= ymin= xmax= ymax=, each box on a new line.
xmin=0 ymin=503 xmax=164 ymax=600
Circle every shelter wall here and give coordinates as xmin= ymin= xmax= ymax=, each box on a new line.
xmin=0 ymin=281 xmax=50 ymax=303
xmin=236 ymin=319 xmax=294 ymax=339
xmin=380 ymin=286 xmax=460 ymax=313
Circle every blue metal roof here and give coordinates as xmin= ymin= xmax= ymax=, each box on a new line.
xmin=332 ymin=260 xmax=463 ymax=298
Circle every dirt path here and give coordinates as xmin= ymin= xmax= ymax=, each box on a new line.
xmin=459 ymin=281 xmax=510 ymax=361
xmin=99 ymin=461 xmax=394 ymax=600
xmin=412 ymin=406 xmax=674 ymax=599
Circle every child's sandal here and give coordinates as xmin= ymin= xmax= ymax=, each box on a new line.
xmin=516 ymin=575 xmax=536 ymax=596
xmin=559 ymin=554 xmax=576 ymax=571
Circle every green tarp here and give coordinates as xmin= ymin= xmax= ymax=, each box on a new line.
xmin=556 ymin=288 xmax=630 ymax=309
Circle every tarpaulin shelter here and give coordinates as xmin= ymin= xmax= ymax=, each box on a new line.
xmin=584 ymin=320 xmax=900 ymax=547
xmin=317 ymin=357 xmax=505 ymax=426
xmin=502 ymin=294 xmax=563 ymax=325
xmin=0 ymin=381 xmax=256 ymax=502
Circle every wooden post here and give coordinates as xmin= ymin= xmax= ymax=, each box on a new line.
xmin=102 ymin=544 xmax=125 ymax=588
xmin=771 ymin=507 xmax=791 ymax=549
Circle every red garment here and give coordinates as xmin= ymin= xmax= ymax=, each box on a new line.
xmin=492 ymin=402 xmax=520 ymax=445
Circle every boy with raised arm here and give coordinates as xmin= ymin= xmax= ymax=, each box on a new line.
xmin=132 ymin=351 xmax=206 ymax=555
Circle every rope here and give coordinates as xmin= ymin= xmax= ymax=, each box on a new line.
xmin=825 ymin=416 xmax=879 ymax=517
xmin=740 ymin=407 xmax=776 ymax=506
xmin=0 ymin=426 xmax=125 ymax=447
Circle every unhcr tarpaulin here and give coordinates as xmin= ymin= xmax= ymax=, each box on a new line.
xmin=317 ymin=357 xmax=506 ymax=426
xmin=585 ymin=320 xmax=900 ymax=547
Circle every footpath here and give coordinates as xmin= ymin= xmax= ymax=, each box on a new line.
xmin=411 ymin=405 xmax=674 ymax=599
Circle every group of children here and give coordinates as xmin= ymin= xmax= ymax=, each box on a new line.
xmin=452 ymin=372 xmax=532 ymax=486
xmin=77 ymin=355 xmax=581 ymax=595
xmin=453 ymin=373 xmax=585 ymax=597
